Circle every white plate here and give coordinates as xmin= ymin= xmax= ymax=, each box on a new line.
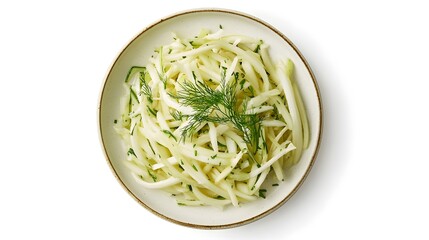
xmin=98 ymin=8 xmax=322 ymax=229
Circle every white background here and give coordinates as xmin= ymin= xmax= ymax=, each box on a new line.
xmin=1 ymin=0 xmax=428 ymax=239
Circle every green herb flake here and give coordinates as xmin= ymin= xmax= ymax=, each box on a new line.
xmin=262 ymin=134 xmax=268 ymax=152
xmin=192 ymin=164 xmax=198 ymax=171
xmin=130 ymin=87 xmax=140 ymax=103
xmin=259 ymin=189 xmax=267 ymax=199
xmin=239 ymin=79 xmax=246 ymax=89
xmin=162 ymin=130 xmax=177 ymax=141
xmin=127 ymin=148 xmax=137 ymax=158
xmin=217 ymin=141 xmax=227 ymax=147
xmin=255 ymin=173 xmax=261 ymax=184
xmin=147 ymin=170 xmax=157 ymax=182
xmin=233 ymin=72 xmax=239 ymax=81
xmin=254 ymin=40 xmax=263 ymax=53
xmin=254 ymin=44 xmax=261 ymax=53
xmin=248 ymin=85 xmax=255 ymax=96
xmin=147 ymin=139 xmax=156 ymax=155
xmin=147 ymin=106 xmax=157 ymax=117
xmin=130 ymin=123 xmax=136 ymax=135
xmin=272 ymin=183 xmax=279 ymax=187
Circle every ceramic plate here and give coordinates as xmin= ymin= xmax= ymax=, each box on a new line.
xmin=98 ymin=8 xmax=322 ymax=229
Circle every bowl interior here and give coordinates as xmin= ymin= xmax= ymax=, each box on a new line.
xmin=99 ymin=9 xmax=322 ymax=228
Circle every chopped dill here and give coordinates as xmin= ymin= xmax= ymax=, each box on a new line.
xmin=192 ymin=164 xmax=198 ymax=171
xmin=147 ymin=169 xmax=157 ymax=182
xmin=215 ymin=195 xmax=226 ymax=200
xmin=147 ymin=106 xmax=157 ymax=116
xmin=130 ymin=87 xmax=140 ymax=103
xmin=139 ymin=71 xmax=153 ymax=103
xmin=146 ymin=139 xmax=155 ymax=155
xmin=258 ymin=189 xmax=267 ymax=198
xmin=161 ymin=130 xmax=177 ymax=141
xmin=239 ymin=79 xmax=246 ymax=89
xmin=127 ymin=148 xmax=137 ymax=158
xmin=217 ymin=141 xmax=227 ymax=148
xmin=254 ymin=40 xmax=263 ymax=53
xmin=130 ymin=123 xmax=136 ymax=135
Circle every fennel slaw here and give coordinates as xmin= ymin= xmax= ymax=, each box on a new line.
xmin=114 ymin=27 xmax=309 ymax=207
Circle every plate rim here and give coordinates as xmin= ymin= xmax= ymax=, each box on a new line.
xmin=97 ymin=7 xmax=323 ymax=229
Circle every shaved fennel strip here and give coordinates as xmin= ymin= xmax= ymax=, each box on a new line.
xmin=249 ymin=143 xmax=296 ymax=178
xmin=132 ymin=173 xmax=181 ymax=189
xmin=277 ymin=60 xmax=303 ymax=163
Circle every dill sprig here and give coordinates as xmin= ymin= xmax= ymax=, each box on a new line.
xmin=174 ymin=67 xmax=262 ymax=149
xmin=139 ymin=70 xmax=153 ymax=103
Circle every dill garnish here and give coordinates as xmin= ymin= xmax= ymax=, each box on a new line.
xmin=139 ymin=70 xmax=153 ymax=103
xmin=170 ymin=109 xmax=183 ymax=121
xmin=173 ymin=67 xmax=262 ymax=149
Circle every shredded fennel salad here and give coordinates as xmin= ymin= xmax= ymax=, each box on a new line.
xmin=114 ymin=27 xmax=309 ymax=207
